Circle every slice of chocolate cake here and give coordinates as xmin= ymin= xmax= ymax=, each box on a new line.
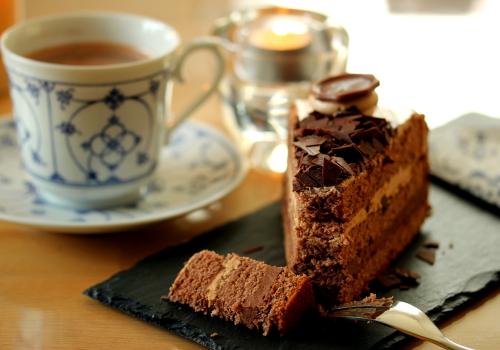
xmin=283 ymin=74 xmax=430 ymax=305
xmin=165 ymin=250 xmax=315 ymax=335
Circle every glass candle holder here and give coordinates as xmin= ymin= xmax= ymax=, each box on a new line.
xmin=213 ymin=7 xmax=349 ymax=172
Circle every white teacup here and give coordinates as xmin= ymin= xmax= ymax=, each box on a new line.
xmin=1 ymin=12 xmax=224 ymax=208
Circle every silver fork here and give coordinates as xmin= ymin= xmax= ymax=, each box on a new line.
xmin=324 ymin=300 xmax=473 ymax=350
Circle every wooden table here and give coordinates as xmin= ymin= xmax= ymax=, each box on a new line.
xmin=0 ymin=1 xmax=498 ymax=349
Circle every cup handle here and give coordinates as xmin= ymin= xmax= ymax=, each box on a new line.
xmin=167 ymin=37 xmax=225 ymax=135
xmin=326 ymin=23 xmax=349 ymax=75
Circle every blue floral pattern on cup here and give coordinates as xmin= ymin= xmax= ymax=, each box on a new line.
xmin=7 ymin=68 xmax=167 ymax=187
xmin=80 ymin=115 xmax=142 ymax=181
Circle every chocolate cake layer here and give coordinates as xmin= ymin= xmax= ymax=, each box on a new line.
xmin=166 ymin=250 xmax=224 ymax=312
xmin=284 ymin=104 xmax=430 ymax=305
xmin=167 ymin=251 xmax=315 ymax=335
xmin=302 ymin=177 xmax=429 ymax=303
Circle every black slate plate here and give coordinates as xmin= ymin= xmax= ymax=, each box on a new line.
xmin=84 ymin=183 xmax=500 ymax=349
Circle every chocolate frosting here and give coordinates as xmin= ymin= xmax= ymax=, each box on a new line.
xmin=293 ymin=107 xmax=394 ymax=191
xmin=312 ymin=74 xmax=380 ymax=102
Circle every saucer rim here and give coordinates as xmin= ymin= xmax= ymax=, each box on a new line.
xmin=0 ymin=119 xmax=248 ymax=233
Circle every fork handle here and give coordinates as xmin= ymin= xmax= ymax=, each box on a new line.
xmin=376 ymin=317 xmax=473 ymax=350
xmin=375 ymin=301 xmax=474 ymax=350
xmin=433 ymin=337 xmax=474 ymax=350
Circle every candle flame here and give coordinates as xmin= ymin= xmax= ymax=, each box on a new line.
xmin=270 ymin=17 xmax=308 ymax=36
xmin=249 ymin=16 xmax=311 ymax=51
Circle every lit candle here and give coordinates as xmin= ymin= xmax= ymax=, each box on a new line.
xmin=234 ymin=14 xmax=316 ymax=82
xmin=248 ymin=16 xmax=312 ymax=52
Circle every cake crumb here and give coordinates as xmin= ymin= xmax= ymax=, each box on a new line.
xmin=423 ymin=239 xmax=440 ymax=249
xmin=376 ymin=273 xmax=401 ymax=290
xmin=374 ymin=267 xmax=420 ymax=291
xmin=394 ymin=267 xmax=421 ymax=284
xmin=416 ymin=248 xmax=436 ymax=265
xmin=209 ymin=332 xmax=219 ymax=338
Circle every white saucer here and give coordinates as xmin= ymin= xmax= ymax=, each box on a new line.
xmin=0 ymin=119 xmax=247 ymax=233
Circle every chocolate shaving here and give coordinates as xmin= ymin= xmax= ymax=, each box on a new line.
xmin=332 ymin=156 xmax=354 ymax=176
xmin=323 ymin=159 xmax=343 ymax=186
xmin=358 ymin=141 xmax=377 ymax=157
xmin=376 ymin=273 xmax=401 ymax=290
xmin=394 ymin=268 xmax=421 ymax=285
xmin=296 ymin=134 xmax=328 ymax=146
xmin=423 ymin=239 xmax=440 ymax=249
xmin=241 ymin=245 xmax=264 ymax=255
xmin=309 ymin=154 xmax=329 ymax=167
xmin=374 ymin=267 xmax=421 ymax=291
xmin=293 ymin=107 xmax=395 ymax=190
xmin=416 ymin=248 xmax=436 ymax=265
xmin=298 ymin=113 xmax=330 ymax=130
xmin=351 ymin=127 xmax=386 ymax=147
xmin=293 ymin=135 xmax=328 ymax=156
xmin=319 ymin=294 xmax=394 ymax=320
xmin=328 ymin=144 xmax=364 ymax=163
xmin=295 ymin=167 xmax=322 ymax=188
xmin=305 ymin=145 xmax=321 ymax=156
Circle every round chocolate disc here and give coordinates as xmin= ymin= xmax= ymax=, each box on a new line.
xmin=312 ymin=74 xmax=380 ymax=102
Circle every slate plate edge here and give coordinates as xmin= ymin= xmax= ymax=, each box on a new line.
xmin=84 ymin=281 xmax=222 ymax=350
xmin=83 ymin=246 xmax=500 ymax=350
